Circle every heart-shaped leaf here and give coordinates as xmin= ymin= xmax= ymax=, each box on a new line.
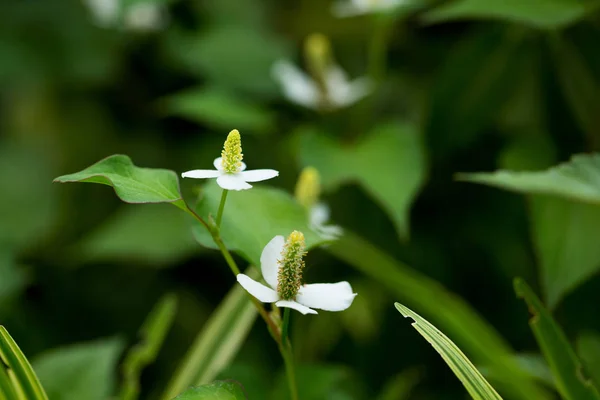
xmin=162 ymin=87 xmax=275 ymax=133
xmin=422 ymin=0 xmax=600 ymax=29
xmin=54 ymin=155 xmax=189 ymax=212
xmin=192 ymin=182 xmax=325 ymax=267
xmin=298 ymin=122 xmax=426 ymax=240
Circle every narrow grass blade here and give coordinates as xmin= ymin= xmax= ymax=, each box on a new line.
xmin=395 ymin=303 xmax=503 ymax=400
xmin=120 ymin=294 xmax=178 ymax=400
xmin=161 ymin=269 xmax=258 ymax=400
xmin=327 ymin=232 xmax=549 ymax=400
xmin=514 ymin=278 xmax=600 ymax=400
xmin=0 ymin=327 xmax=48 ymax=400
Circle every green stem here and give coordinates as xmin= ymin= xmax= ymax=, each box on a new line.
xmin=368 ymin=13 xmax=395 ymax=88
xmin=279 ymin=309 xmax=298 ymax=400
xmin=281 ymin=307 xmax=291 ymax=344
xmin=216 ymin=189 xmax=229 ymax=228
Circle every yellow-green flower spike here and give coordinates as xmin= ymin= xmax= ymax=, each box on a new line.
xmin=295 ymin=167 xmax=321 ymax=210
xmin=304 ymin=33 xmax=331 ymax=92
xmin=277 ymin=231 xmax=307 ymax=300
xmin=221 ymin=129 xmax=244 ymax=173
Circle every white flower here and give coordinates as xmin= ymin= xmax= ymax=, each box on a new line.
xmin=332 ymin=0 xmax=405 ymax=17
xmin=272 ymin=60 xmax=372 ymax=110
xmin=83 ymin=0 xmax=166 ymax=30
xmin=310 ymin=203 xmax=343 ymax=240
xmin=237 ymin=233 xmax=356 ymax=315
xmin=181 ymin=129 xmax=279 ymax=191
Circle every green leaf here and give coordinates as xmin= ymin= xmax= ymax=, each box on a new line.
xmin=326 ymin=232 xmax=550 ymax=400
xmin=529 ymin=195 xmax=600 ymax=308
xmin=53 ymin=155 xmax=189 ymax=212
xmin=422 ymin=0 xmax=600 ymax=29
xmin=457 ymin=153 xmax=600 ymax=205
xmin=166 ymin=26 xmax=291 ymax=96
xmin=0 ymin=326 xmax=48 ymax=400
xmin=32 ymin=337 xmax=124 ymax=400
xmin=71 ymin=204 xmax=198 ymax=267
xmin=577 ymin=332 xmax=600 ymax=389
xmin=514 ymin=278 xmax=600 ymax=400
xmin=395 ymin=302 xmax=503 ymax=400
xmin=161 ymin=269 xmax=258 ymax=400
xmin=173 ymin=381 xmax=246 ymax=400
xmin=550 ymin=35 xmax=600 ymax=145
xmin=297 ymin=122 xmax=426 ymax=240
xmin=162 ymin=87 xmax=275 ymax=133
xmin=192 ymin=182 xmax=325 ymax=267
xmin=119 ymin=294 xmax=178 ymax=400
xmin=425 ymin=27 xmax=530 ymax=160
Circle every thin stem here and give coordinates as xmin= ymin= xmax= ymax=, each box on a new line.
xmin=216 ymin=189 xmax=229 ymax=228
xmin=281 ymin=307 xmax=291 ymax=344
xmin=182 ymin=200 xmax=280 ymax=341
xmin=279 ymin=308 xmax=297 ymax=400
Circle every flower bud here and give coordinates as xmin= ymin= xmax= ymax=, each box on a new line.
xmin=295 ymin=167 xmax=321 ymax=210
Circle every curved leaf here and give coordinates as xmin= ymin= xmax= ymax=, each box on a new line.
xmin=423 ymin=0 xmax=600 ymax=29
xmin=514 ymin=278 xmax=600 ymax=400
xmin=395 ymin=303 xmax=503 ymax=400
xmin=0 ymin=326 xmax=48 ymax=400
xmin=457 ymin=153 xmax=600 ymax=205
xmin=327 ymin=232 xmax=550 ymax=400
xmin=54 ymin=155 xmax=189 ymax=212
xmin=120 ymin=294 xmax=178 ymax=400
xmin=161 ymin=270 xmax=258 ymax=400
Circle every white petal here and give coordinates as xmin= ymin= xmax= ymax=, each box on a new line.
xmin=237 ymin=274 xmax=278 ymax=303
xmin=297 ymin=281 xmax=356 ymax=311
xmin=340 ymin=77 xmax=373 ymax=107
xmin=315 ymin=224 xmax=344 ymax=241
xmin=272 ymin=60 xmax=320 ymax=109
xmin=276 ymin=300 xmax=318 ymax=315
xmin=181 ymin=169 xmax=221 ymax=179
xmin=213 ymin=157 xmax=246 ymax=171
xmin=260 ymin=236 xmax=285 ymax=289
xmin=310 ymin=203 xmax=331 ymax=227
xmin=240 ymin=169 xmax=279 ymax=183
xmin=216 ymin=174 xmax=252 ymax=191
xmin=331 ymin=1 xmax=364 ymax=17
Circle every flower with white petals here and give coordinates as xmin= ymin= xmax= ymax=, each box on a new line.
xmin=332 ymin=0 xmax=405 ymax=17
xmin=272 ymin=60 xmax=372 ymax=111
xmin=83 ymin=0 xmax=166 ymax=30
xmin=272 ymin=34 xmax=371 ymax=111
xmin=237 ymin=231 xmax=356 ymax=315
xmin=295 ymin=167 xmax=342 ymax=240
xmin=181 ymin=129 xmax=279 ymax=191
xmin=309 ymin=203 xmax=343 ymax=240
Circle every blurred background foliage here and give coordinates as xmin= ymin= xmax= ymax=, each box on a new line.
xmin=2 ymin=0 xmax=600 ymax=398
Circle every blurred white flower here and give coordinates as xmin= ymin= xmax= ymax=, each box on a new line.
xmin=237 ymin=233 xmax=356 ymax=315
xmin=309 ymin=203 xmax=343 ymax=240
xmin=272 ymin=60 xmax=372 ymax=111
xmin=83 ymin=0 xmax=166 ymax=31
xmin=181 ymin=129 xmax=278 ymax=191
xmin=332 ymin=0 xmax=405 ymax=17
